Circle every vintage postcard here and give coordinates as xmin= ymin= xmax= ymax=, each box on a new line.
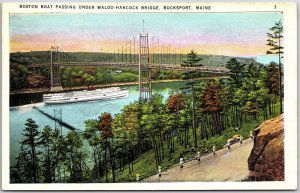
xmin=2 ymin=2 xmax=297 ymax=190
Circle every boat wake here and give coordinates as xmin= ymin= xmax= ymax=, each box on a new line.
xmin=10 ymin=102 xmax=45 ymax=111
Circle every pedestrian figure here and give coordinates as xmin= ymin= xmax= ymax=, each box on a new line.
xmin=158 ymin=166 xmax=162 ymax=177
xmin=250 ymin=131 xmax=253 ymax=139
xmin=197 ymin=151 xmax=201 ymax=161
xmin=227 ymin=142 xmax=231 ymax=149
xmin=240 ymin=136 xmax=243 ymax=144
xmin=180 ymin=157 xmax=184 ymax=168
xmin=213 ymin=145 xmax=216 ymax=155
xmin=136 ymin=174 xmax=140 ymax=182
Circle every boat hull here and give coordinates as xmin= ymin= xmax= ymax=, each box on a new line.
xmin=43 ymin=88 xmax=129 ymax=104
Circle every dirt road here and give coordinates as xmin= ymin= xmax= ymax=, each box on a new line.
xmin=145 ymin=138 xmax=253 ymax=182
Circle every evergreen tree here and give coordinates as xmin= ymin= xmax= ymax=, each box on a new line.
xmin=266 ymin=62 xmax=280 ymax=96
xmin=226 ymin=58 xmax=246 ymax=87
xmin=38 ymin=125 xmax=54 ymax=183
xmin=10 ymin=145 xmax=32 ymax=183
xmin=266 ymin=62 xmax=280 ymax=115
xmin=20 ymin=118 xmax=40 ymax=182
xmin=266 ymin=19 xmax=283 ymax=113
xmin=181 ymin=50 xmax=202 ymax=67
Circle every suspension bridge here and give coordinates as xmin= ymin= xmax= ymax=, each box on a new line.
xmin=27 ymin=33 xmax=231 ymax=100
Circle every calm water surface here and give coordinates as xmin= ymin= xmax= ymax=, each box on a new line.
xmin=9 ymin=81 xmax=187 ymax=165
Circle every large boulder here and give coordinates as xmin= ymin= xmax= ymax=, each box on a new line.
xmin=248 ymin=114 xmax=284 ymax=181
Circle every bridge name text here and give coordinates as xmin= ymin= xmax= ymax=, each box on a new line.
xmin=19 ymin=4 xmax=213 ymax=11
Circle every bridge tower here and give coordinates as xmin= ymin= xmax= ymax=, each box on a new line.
xmin=139 ymin=33 xmax=152 ymax=100
xmin=50 ymin=46 xmax=63 ymax=92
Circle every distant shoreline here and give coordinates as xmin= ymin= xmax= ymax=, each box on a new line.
xmin=10 ymin=76 xmax=229 ymax=95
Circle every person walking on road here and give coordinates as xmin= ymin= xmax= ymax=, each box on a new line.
xmin=250 ymin=131 xmax=254 ymax=139
xmin=158 ymin=166 xmax=162 ymax=177
xmin=227 ymin=142 xmax=231 ymax=149
xmin=180 ymin=157 xmax=184 ymax=168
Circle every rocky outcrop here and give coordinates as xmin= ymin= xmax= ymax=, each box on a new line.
xmin=248 ymin=114 xmax=284 ymax=181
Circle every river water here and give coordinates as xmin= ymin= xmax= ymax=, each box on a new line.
xmin=9 ymin=81 xmax=188 ymax=165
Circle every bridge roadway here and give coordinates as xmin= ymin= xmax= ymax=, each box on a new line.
xmin=28 ymin=62 xmax=230 ymax=74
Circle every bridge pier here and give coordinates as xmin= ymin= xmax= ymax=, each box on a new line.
xmin=50 ymin=47 xmax=63 ymax=92
xmin=139 ymin=33 xmax=152 ymax=100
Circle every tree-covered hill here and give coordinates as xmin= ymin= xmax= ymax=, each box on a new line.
xmin=10 ymin=51 xmax=259 ymax=66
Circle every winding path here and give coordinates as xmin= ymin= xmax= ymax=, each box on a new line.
xmin=145 ymin=138 xmax=253 ymax=182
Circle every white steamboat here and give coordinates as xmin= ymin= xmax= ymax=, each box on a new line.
xmin=43 ymin=87 xmax=128 ymax=104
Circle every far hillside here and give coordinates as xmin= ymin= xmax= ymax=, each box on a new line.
xmin=9 ymin=51 xmax=260 ymax=92
xmin=10 ymin=51 xmax=259 ymax=67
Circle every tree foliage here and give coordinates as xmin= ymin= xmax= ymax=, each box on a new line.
xmin=10 ymin=63 xmax=28 ymax=90
xmin=266 ymin=19 xmax=283 ymax=114
xmin=181 ymin=50 xmax=202 ymax=67
xmin=11 ymin=56 xmax=281 ymax=182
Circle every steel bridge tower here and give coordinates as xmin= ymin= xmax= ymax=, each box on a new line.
xmin=50 ymin=46 xmax=63 ymax=92
xmin=139 ymin=33 xmax=152 ymax=100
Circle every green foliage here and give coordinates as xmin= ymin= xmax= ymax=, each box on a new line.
xmin=115 ymin=103 xmax=280 ymax=182
xmin=266 ymin=19 xmax=283 ymax=114
xmin=266 ymin=19 xmax=283 ymax=55
xmin=11 ymin=120 xmax=92 ymax=183
xmin=10 ymin=51 xmax=261 ymax=90
xmin=20 ymin=118 xmax=40 ymax=182
xmin=226 ymin=58 xmax=246 ymax=87
xmin=112 ymin=73 xmax=138 ymax=82
xmin=181 ymin=50 xmax=203 ymax=79
xmin=10 ymin=63 xmax=28 ymax=90
xmin=182 ymin=50 xmax=202 ymax=67
xmin=266 ymin=62 xmax=280 ymax=96
xmin=11 ymin=54 xmax=282 ymax=183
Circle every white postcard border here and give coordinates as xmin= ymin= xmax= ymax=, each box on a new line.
xmin=2 ymin=2 xmax=297 ymax=190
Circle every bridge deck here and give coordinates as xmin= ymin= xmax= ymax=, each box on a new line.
xmin=29 ymin=62 xmax=230 ymax=73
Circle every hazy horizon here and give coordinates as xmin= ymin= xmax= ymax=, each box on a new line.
xmin=10 ymin=12 xmax=282 ymax=57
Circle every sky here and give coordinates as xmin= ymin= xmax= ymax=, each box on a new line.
xmin=10 ymin=12 xmax=282 ymax=57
